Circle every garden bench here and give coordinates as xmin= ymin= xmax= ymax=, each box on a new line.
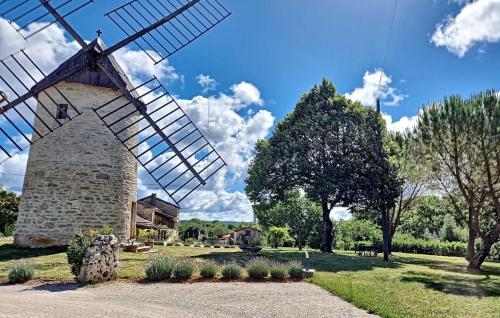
xmin=354 ymin=244 xmax=382 ymax=257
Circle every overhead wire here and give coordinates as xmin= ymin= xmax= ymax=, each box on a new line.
xmin=376 ymin=0 xmax=399 ymax=103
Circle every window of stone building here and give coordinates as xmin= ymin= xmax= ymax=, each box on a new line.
xmin=56 ymin=104 xmax=68 ymax=119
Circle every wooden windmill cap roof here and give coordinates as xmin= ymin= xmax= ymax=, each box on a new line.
xmin=36 ymin=38 xmax=138 ymax=97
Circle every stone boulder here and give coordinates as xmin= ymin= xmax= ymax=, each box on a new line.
xmin=78 ymin=234 xmax=119 ymax=284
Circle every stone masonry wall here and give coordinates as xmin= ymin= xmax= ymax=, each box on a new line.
xmin=14 ymin=82 xmax=138 ymax=247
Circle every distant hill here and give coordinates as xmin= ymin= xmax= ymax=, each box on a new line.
xmin=220 ymin=221 xmax=241 ymax=226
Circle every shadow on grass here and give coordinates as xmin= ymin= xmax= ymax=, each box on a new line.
xmin=401 ymin=270 xmax=500 ymax=298
xmin=195 ymin=249 xmax=401 ymax=272
xmin=393 ymin=254 xmax=500 ymax=277
xmin=0 ymin=244 xmax=66 ymax=262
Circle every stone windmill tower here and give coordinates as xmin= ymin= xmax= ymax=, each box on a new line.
xmin=0 ymin=0 xmax=230 ymax=247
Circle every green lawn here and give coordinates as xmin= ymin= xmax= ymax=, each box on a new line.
xmin=1 ymin=239 xmax=499 ymax=318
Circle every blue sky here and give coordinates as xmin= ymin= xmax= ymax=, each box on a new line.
xmin=68 ymin=0 xmax=500 ymax=119
xmin=1 ymin=0 xmax=500 ymax=221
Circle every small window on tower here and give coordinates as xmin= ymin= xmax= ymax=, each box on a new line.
xmin=56 ymin=104 xmax=68 ymax=119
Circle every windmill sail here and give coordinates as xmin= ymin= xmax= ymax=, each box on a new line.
xmin=102 ymin=0 xmax=231 ymax=63
xmin=0 ymin=0 xmax=93 ymax=41
xmin=0 ymin=50 xmax=81 ymax=159
xmin=93 ymin=76 xmax=226 ymax=204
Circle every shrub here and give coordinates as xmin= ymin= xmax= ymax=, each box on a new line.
xmin=67 ymin=225 xmax=113 ymax=277
xmin=392 ymin=237 xmax=466 ymax=257
xmin=222 ymin=264 xmax=242 ymax=279
xmin=173 ymin=258 xmax=194 ymax=280
xmin=246 ymin=257 xmax=269 ymax=279
xmin=270 ymin=262 xmax=287 ymax=280
xmin=287 ymin=260 xmax=303 ymax=279
xmin=145 ymin=257 xmax=174 ymax=281
xmin=137 ymin=229 xmax=157 ymax=242
xmin=8 ymin=262 xmax=34 ymax=284
xmin=268 ymin=226 xmax=291 ymax=248
xmin=185 ymin=238 xmax=197 ymax=245
xmin=200 ymin=262 xmax=218 ymax=279
xmin=4 ymin=223 xmax=15 ymax=237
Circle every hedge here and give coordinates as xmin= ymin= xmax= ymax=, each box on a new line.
xmin=392 ymin=238 xmax=466 ymax=257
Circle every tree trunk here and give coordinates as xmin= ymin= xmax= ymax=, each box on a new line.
xmin=468 ymin=226 xmax=500 ymax=270
xmin=465 ymin=207 xmax=477 ymax=261
xmin=298 ymin=228 xmax=303 ymax=251
xmin=320 ymin=200 xmax=333 ymax=253
xmin=381 ymin=207 xmax=390 ymax=261
xmin=388 ymin=231 xmax=393 ymax=255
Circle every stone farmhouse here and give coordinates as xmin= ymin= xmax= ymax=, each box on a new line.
xmin=132 ymin=193 xmax=180 ymax=242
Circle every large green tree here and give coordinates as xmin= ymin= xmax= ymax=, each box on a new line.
xmin=416 ymin=91 xmax=499 ymax=269
xmin=247 ymin=79 xmax=399 ymax=253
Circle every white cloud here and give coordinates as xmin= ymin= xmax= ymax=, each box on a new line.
xmin=382 ymin=113 xmax=419 ymax=133
xmin=345 ymin=69 xmax=407 ymax=107
xmin=231 ymin=82 xmax=263 ymax=106
xmin=431 ymin=0 xmax=500 ymax=57
xmin=196 ymin=74 xmax=218 ymax=93
xmin=113 ymin=48 xmax=180 ymax=83
xmin=0 ymin=151 xmax=28 ymax=195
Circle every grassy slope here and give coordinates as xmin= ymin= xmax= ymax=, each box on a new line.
xmin=1 ymin=239 xmax=499 ymax=318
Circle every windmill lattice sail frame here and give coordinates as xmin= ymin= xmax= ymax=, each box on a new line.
xmin=0 ymin=0 xmax=230 ymax=203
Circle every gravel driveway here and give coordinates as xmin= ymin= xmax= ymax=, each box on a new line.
xmin=0 ymin=282 xmax=378 ymax=318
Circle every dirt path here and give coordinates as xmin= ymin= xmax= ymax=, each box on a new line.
xmin=0 ymin=282 xmax=378 ymax=318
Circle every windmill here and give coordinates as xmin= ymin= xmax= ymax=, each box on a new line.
xmin=0 ymin=0 xmax=230 ymax=247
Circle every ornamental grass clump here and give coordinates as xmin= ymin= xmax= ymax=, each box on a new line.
xmin=199 ymin=261 xmax=218 ymax=279
xmin=246 ymin=257 xmax=270 ymax=279
xmin=221 ymin=263 xmax=242 ymax=279
xmin=173 ymin=258 xmax=194 ymax=280
xmin=270 ymin=262 xmax=287 ymax=280
xmin=145 ymin=256 xmax=174 ymax=281
xmin=287 ymin=260 xmax=304 ymax=279
xmin=8 ymin=261 xmax=34 ymax=284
